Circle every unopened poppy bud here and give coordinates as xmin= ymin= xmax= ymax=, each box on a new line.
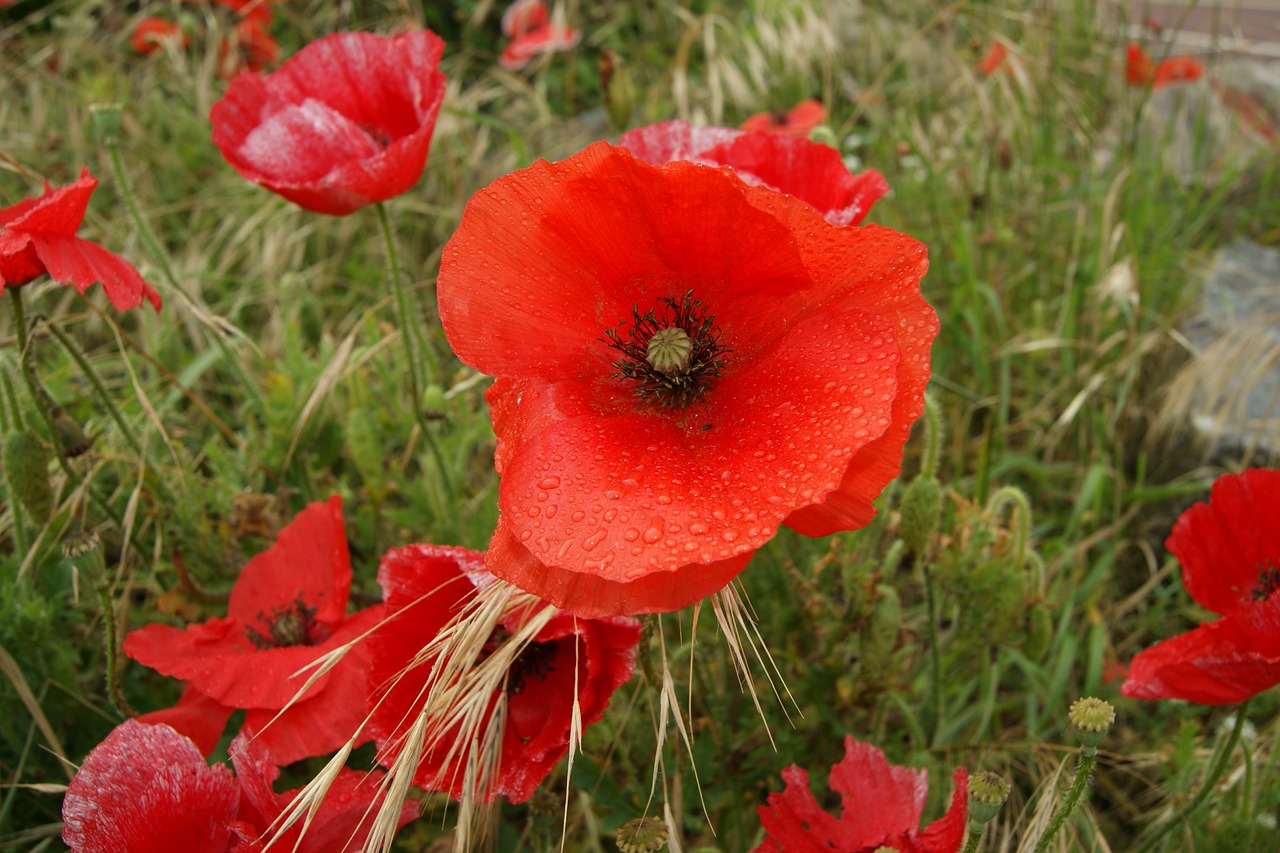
xmin=968 ymin=770 xmax=1010 ymax=825
xmin=600 ymin=48 xmax=636 ymax=134
xmin=345 ymin=407 xmax=384 ymax=492
xmin=860 ymin=584 xmax=901 ymax=681
xmin=422 ymin=383 xmax=447 ymax=413
xmin=62 ymin=529 xmax=106 ymax=581
xmin=1068 ymin=697 xmax=1115 ymax=754
xmin=646 ymin=327 xmax=693 ymax=376
xmin=898 ymin=473 xmax=942 ymax=557
xmin=808 ymin=124 xmax=839 ymax=148
xmin=53 ymin=410 xmax=93 ymax=458
xmin=1021 ymin=600 xmax=1053 ymax=662
xmin=4 ymin=430 xmax=53 ymax=522
xmin=88 ymin=103 xmax=123 ymax=144
xmin=616 ymin=816 xmax=668 ymax=853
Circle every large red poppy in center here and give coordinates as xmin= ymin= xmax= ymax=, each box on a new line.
xmin=439 ymin=143 xmax=936 ymax=617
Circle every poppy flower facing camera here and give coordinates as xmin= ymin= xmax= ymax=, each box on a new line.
xmin=1122 ymin=469 xmax=1280 ymax=705
xmin=210 ymin=30 xmax=447 ymax=215
xmin=439 ymin=142 xmax=937 ymax=618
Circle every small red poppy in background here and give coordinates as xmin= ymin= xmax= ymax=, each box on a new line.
xmin=124 ymin=497 xmax=385 ymax=764
xmin=620 ymin=119 xmax=888 ymax=226
xmin=438 ymin=143 xmax=937 ymax=617
xmin=752 ymin=735 xmax=969 ymax=853
xmin=976 ymin=41 xmax=1008 ymax=76
xmin=740 ymin=98 xmax=826 ymax=136
xmin=367 ymin=544 xmax=640 ymax=803
xmin=61 ymin=720 xmax=414 ymax=852
xmin=1127 ymin=41 xmax=1204 ymax=89
xmin=131 ymin=17 xmax=189 ymax=55
xmin=0 ymin=167 xmax=162 ymax=311
xmin=210 ymin=30 xmax=447 ymax=215
xmin=1122 ymin=469 xmax=1280 ymax=704
xmin=217 ymin=17 xmax=280 ymax=78
xmin=499 ymin=0 xmax=580 ymax=70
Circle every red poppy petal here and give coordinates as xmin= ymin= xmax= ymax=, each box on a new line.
xmin=827 ymin=736 xmax=928 ymax=842
xmin=229 ymin=496 xmax=350 ymax=628
xmin=978 ymin=42 xmax=1008 ymax=75
xmin=502 ymin=0 xmax=549 ymax=37
xmin=914 ymin=767 xmax=969 ymax=853
xmin=0 ymin=235 xmax=44 ymax=286
xmin=1 ymin=168 xmax=94 ymax=235
xmin=210 ymin=30 xmax=446 ymax=215
xmin=755 ymin=765 xmax=849 ymax=849
xmin=499 ymin=25 xmax=581 ymax=69
xmin=784 ymin=99 xmax=827 ymax=135
xmin=27 ymin=233 xmax=162 ymax=310
xmin=1127 ymin=42 xmax=1154 ymax=85
xmin=1166 ymin=469 xmax=1280 ymax=616
xmin=488 ymin=518 xmax=753 ymax=617
xmin=1122 ymin=597 xmax=1280 ymax=704
xmin=739 ymin=111 xmax=778 ymax=134
xmin=134 ymin=683 xmax=236 ymax=756
xmin=62 ymin=720 xmax=239 ymax=853
xmin=1153 ymin=56 xmax=1204 ymax=87
xmin=440 ymin=144 xmax=823 ymax=383
xmin=493 ymin=306 xmax=898 ymax=596
xmin=619 ymin=120 xmax=743 ymax=165
xmin=132 ymin=17 xmax=185 ymax=55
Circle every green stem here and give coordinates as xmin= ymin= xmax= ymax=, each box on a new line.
xmin=986 ymin=485 xmax=1032 ymax=571
xmin=922 ymin=563 xmax=945 ymax=747
xmin=8 ymin=289 xmax=122 ymax=528
xmin=1 ymin=364 xmax=32 ymax=560
xmin=1032 ymin=752 xmax=1096 ymax=853
xmin=960 ymin=824 xmax=986 ymax=853
xmin=374 ymin=202 xmax=454 ymax=501
xmin=42 ymin=319 xmax=142 ymax=455
xmin=95 ymin=578 xmax=134 ymax=717
xmin=103 ymin=135 xmax=262 ymax=419
xmin=1133 ymin=701 xmax=1252 ymax=853
xmin=921 ymin=394 xmax=942 ymax=478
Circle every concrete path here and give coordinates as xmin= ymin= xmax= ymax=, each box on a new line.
xmin=1110 ymin=0 xmax=1280 ymax=60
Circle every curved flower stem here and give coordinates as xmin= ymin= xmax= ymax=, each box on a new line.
xmin=1032 ymin=751 xmax=1096 ymax=853
xmin=8 ymin=288 xmax=122 ymax=528
xmin=960 ymin=824 xmax=986 ymax=853
xmin=922 ymin=562 xmax=945 ymax=746
xmin=986 ymin=485 xmax=1031 ymax=571
xmin=374 ymin=202 xmax=454 ymax=501
xmin=103 ymin=134 xmax=263 ymax=420
xmin=42 ymin=318 xmax=142 ymax=456
xmin=95 ymin=576 xmax=135 ymax=717
xmin=1133 ymin=700 xmax=1252 ymax=853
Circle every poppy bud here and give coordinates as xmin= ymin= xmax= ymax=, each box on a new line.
xmin=53 ymin=410 xmax=93 ymax=458
xmin=1021 ymin=600 xmax=1053 ymax=662
xmin=600 ymin=48 xmax=636 ymax=134
xmin=88 ymin=103 xmax=123 ymax=145
xmin=1068 ymin=696 xmax=1115 ymax=755
xmin=345 ymin=407 xmax=385 ymax=496
xmin=421 ymin=383 xmax=447 ymax=415
xmin=968 ymin=770 xmax=1011 ymax=825
xmin=616 ymin=816 xmax=668 ymax=853
xmin=3 ymin=430 xmax=53 ymax=523
xmin=860 ymin=584 xmax=901 ymax=682
xmin=898 ymin=473 xmax=942 ymax=557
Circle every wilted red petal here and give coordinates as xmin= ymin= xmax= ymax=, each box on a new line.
xmin=135 ymin=683 xmax=236 ymax=756
xmin=1167 ymin=469 xmax=1280 ymax=616
xmin=62 ymin=720 xmax=239 ymax=853
xmin=620 ymin=119 xmax=888 ymax=226
xmin=1122 ymin=595 xmax=1280 ymax=704
xmin=210 ymin=30 xmax=446 ymax=215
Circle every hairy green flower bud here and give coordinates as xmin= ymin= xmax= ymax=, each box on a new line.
xmin=1021 ymin=600 xmax=1054 ymax=662
xmin=860 ymin=584 xmax=901 ymax=682
xmin=4 ymin=430 xmax=53 ymax=522
xmin=898 ymin=474 xmax=942 ymax=557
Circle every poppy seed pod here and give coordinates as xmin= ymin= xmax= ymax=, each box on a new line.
xmin=4 ymin=429 xmax=53 ymax=522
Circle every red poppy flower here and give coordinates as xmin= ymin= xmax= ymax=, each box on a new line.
xmin=752 ymin=735 xmax=969 ymax=853
xmin=62 ymin=720 xmax=240 ymax=853
xmin=217 ymin=17 xmax=280 ymax=78
xmin=619 ymin=119 xmax=888 ymax=226
xmin=0 ymin=168 xmax=162 ymax=311
xmin=209 ymin=30 xmax=447 ymax=216
xmin=124 ymin=497 xmax=386 ymax=764
xmin=498 ymin=0 xmax=580 ymax=70
xmin=1127 ymin=42 xmax=1204 ymax=89
xmin=183 ymin=0 xmax=276 ymax=26
xmin=976 ymin=41 xmax=1008 ymax=76
xmin=131 ymin=17 xmax=189 ymax=55
xmin=1122 ymin=469 xmax=1280 ymax=704
xmin=740 ymin=98 xmax=826 ymax=137
xmin=227 ymin=729 xmax=417 ymax=851
xmin=438 ymin=143 xmax=936 ymax=617
xmin=367 ymin=544 xmax=640 ymax=802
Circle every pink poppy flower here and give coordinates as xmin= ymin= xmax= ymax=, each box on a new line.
xmin=124 ymin=497 xmax=385 ymax=764
xmin=752 ymin=735 xmax=969 ymax=853
xmin=367 ymin=543 xmax=640 ymax=802
xmin=620 ymin=119 xmax=888 ymax=226
xmin=210 ymin=30 xmax=447 ymax=215
xmin=740 ymin=98 xmax=826 ymax=136
xmin=498 ymin=0 xmax=580 ymax=70
xmin=0 ymin=168 xmax=162 ymax=311
xmin=1122 ymin=469 xmax=1280 ymax=704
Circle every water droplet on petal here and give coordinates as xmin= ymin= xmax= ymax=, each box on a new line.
xmin=538 ymin=476 xmax=561 ymax=490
